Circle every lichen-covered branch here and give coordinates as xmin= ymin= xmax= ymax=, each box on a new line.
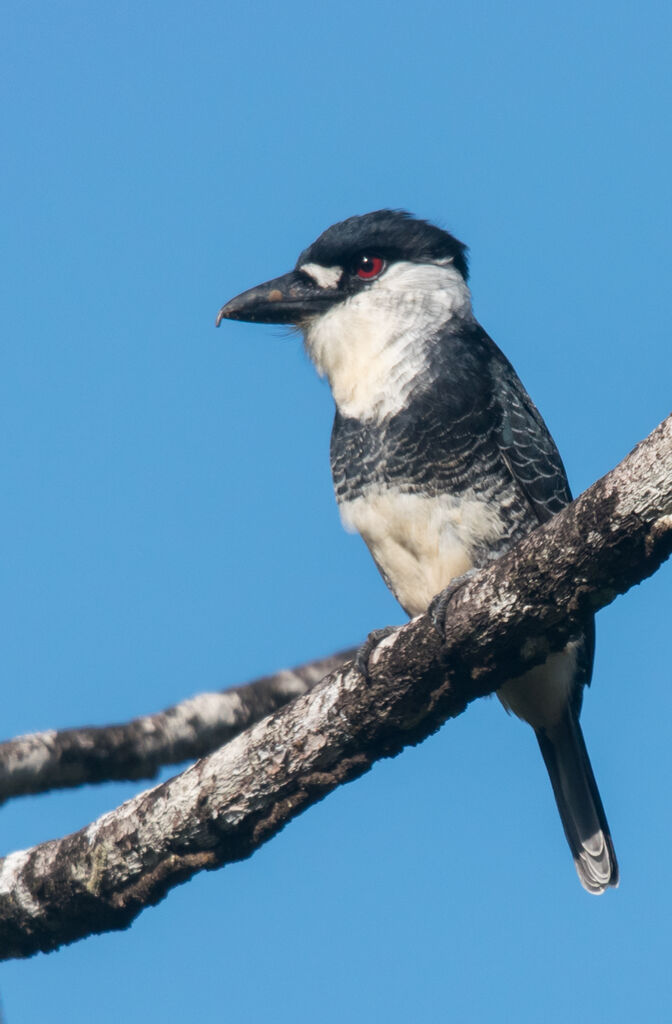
xmin=0 ymin=650 xmax=356 ymax=803
xmin=0 ymin=413 xmax=670 ymax=960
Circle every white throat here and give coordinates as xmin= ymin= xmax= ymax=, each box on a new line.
xmin=302 ymin=261 xmax=473 ymax=420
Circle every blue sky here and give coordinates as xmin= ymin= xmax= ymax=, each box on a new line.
xmin=2 ymin=1 xmax=671 ymax=1020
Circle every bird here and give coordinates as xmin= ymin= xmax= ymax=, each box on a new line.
xmin=216 ymin=209 xmax=618 ymax=894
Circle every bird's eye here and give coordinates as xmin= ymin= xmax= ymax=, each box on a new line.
xmin=354 ymin=255 xmax=386 ymax=280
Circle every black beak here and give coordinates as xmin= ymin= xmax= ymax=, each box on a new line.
xmin=215 ymin=270 xmax=338 ymax=327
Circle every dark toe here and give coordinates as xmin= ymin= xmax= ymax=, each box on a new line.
xmin=355 ymin=626 xmax=398 ymax=681
xmin=429 ymin=570 xmax=479 ymax=635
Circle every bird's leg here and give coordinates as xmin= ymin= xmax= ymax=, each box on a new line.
xmin=428 ymin=569 xmax=479 ymax=637
xmin=355 ymin=626 xmax=399 ymax=682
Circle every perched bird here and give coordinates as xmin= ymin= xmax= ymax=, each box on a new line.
xmin=216 ymin=209 xmax=618 ymax=894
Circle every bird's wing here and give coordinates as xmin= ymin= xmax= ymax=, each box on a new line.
xmin=490 ymin=347 xmax=593 ymax=696
xmin=490 ymin=355 xmax=572 ymax=525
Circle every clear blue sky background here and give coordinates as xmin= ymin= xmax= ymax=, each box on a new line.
xmin=2 ymin=2 xmax=671 ymax=1020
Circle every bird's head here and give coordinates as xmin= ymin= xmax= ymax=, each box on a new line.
xmin=216 ymin=210 xmax=472 ymax=418
xmin=216 ymin=210 xmax=468 ymax=326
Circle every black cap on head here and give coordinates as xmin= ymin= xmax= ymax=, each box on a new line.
xmin=296 ymin=209 xmax=469 ymax=280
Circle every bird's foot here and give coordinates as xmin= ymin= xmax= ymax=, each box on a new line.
xmin=355 ymin=626 xmax=398 ymax=682
xmin=428 ymin=570 xmax=479 ymax=637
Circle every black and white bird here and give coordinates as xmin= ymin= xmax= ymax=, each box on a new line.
xmin=216 ymin=209 xmax=618 ymax=894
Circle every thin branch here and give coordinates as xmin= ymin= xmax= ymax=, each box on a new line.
xmin=0 ymin=650 xmax=356 ymax=803
xmin=0 ymin=413 xmax=670 ymax=960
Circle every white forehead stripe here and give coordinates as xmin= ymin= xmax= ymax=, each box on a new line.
xmin=300 ymin=263 xmax=343 ymax=289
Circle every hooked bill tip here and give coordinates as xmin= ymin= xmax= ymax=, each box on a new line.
xmin=215 ymin=287 xmax=285 ymax=327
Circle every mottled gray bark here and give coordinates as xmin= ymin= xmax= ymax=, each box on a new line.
xmin=0 ymin=413 xmax=670 ymax=961
xmin=0 ymin=650 xmax=356 ymax=803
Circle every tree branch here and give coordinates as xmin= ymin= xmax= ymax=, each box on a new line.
xmin=0 ymin=650 xmax=356 ymax=803
xmin=0 ymin=413 xmax=670 ymax=960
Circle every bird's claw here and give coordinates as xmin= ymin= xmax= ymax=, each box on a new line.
xmin=428 ymin=569 xmax=479 ymax=637
xmin=355 ymin=626 xmax=398 ymax=682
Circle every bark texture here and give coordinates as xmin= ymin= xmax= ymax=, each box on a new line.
xmin=0 ymin=650 xmax=355 ymax=803
xmin=0 ymin=413 xmax=670 ymax=960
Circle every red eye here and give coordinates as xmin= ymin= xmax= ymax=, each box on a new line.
xmin=355 ymin=255 xmax=385 ymax=280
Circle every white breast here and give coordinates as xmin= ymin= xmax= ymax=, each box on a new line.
xmin=340 ymin=487 xmax=504 ymax=617
xmin=344 ymin=485 xmax=579 ymax=729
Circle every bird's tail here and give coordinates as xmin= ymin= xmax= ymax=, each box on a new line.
xmin=536 ymin=709 xmax=619 ymax=894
